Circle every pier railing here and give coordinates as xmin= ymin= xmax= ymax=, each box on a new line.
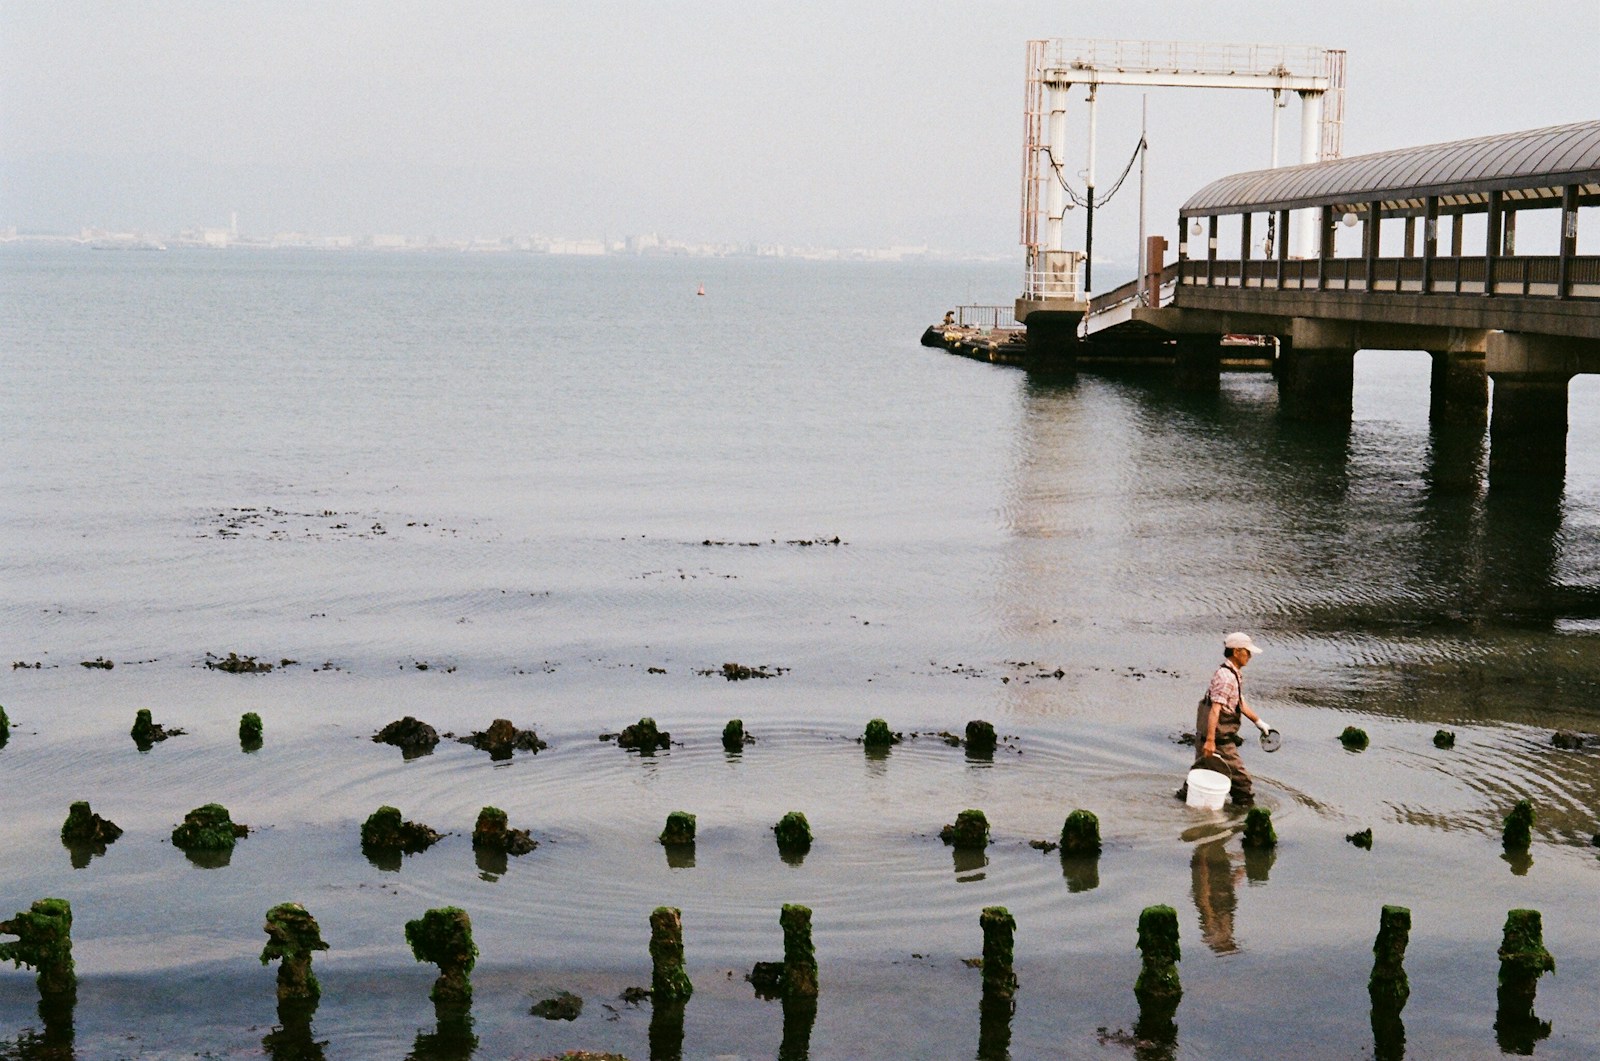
xmin=953 ymin=305 xmax=1021 ymax=330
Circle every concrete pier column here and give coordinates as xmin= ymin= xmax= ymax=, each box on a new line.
xmin=1022 ymin=315 xmax=1079 ymax=376
xmin=1172 ymin=335 xmax=1222 ymax=391
xmin=1278 ymin=319 xmax=1356 ymax=422
xmin=1488 ymin=373 xmax=1570 ymax=489
xmin=1485 ymin=332 xmax=1592 ymax=492
xmin=1428 ymin=350 xmax=1488 ymax=427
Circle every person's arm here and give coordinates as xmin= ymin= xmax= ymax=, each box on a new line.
xmin=1201 ymin=700 xmax=1222 ymax=757
xmin=1240 ymin=699 xmax=1272 ymax=734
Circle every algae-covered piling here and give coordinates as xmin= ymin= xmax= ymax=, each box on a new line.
xmin=940 ymin=809 xmax=990 ymax=851
xmin=472 ymin=806 xmax=535 ymax=855
xmin=780 ymin=903 xmax=818 ymax=999
xmin=861 ymin=718 xmax=899 ymax=748
xmin=774 ymin=811 xmax=812 ymax=856
xmin=1134 ymin=905 xmax=1181 ymax=1003
xmin=61 ymin=801 xmax=122 ymax=848
xmin=1433 ymin=729 xmax=1455 ymax=749
xmin=1496 ymin=908 xmax=1555 ymax=1052
xmin=239 ymin=712 xmax=263 ymax=750
xmin=260 ymin=903 xmax=330 ymax=1003
xmin=659 ymin=810 xmax=696 ymax=847
xmin=617 ymin=716 xmax=670 ymax=753
xmin=1503 ymin=799 xmax=1534 ymax=852
xmin=361 ymin=805 xmax=443 ymax=855
xmin=0 ymin=898 xmax=75 ymax=1000
xmin=0 ymin=703 xmax=9 ymax=748
xmin=1368 ymin=905 xmax=1411 ymax=1013
xmin=1241 ymin=806 xmax=1277 ymax=849
xmin=131 ymin=708 xmax=182 ymax=749
xmin=649 ymin=906 xmax=693 ymax=1002
xmin=1339 ymin=726 xmax=1370 ymax=751
xmin=722 ymin=719 xmax=751 ymax=751
xmin=1060 ymin=809 xmax=1101 ymax=855
xmin=405 ymin=906 xmax=477 ymax=1005
xmin=965 ymin=720 xmax=997 ymax=757
xmin=979 ymin=906 xmax=1017 ymax=1001
xmin=171 ymin=803 xmax=247 ymax=852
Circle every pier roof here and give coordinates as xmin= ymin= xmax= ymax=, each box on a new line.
xmin=1181 ymin=119 xmax=1600 ymax=216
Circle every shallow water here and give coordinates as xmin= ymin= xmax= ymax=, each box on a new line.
xmin=2 ymin=247 xmax=1598 ymax=1058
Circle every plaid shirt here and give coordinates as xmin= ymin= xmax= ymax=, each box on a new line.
xmin=1207 ymin=662 xmax=1243 ymax=720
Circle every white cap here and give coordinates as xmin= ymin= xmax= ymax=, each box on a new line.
xmin=1224 ymin=631 xmax=1263 ymax=655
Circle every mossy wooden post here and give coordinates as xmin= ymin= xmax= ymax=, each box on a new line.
xmin=0 ymin=899 xmax=75 ymax=1001
xmin=405 ymin=907 xmax=476 ymax=1006
xmin=1496 ymin=908 xmax=1555 ymax=1052
xmin=659 ymin=811 xmax=697 ymax=847
xmin=1241 ymin=806 xmax=1277 ymax=849
xmin=472 ymin=806 xmax=534 ymax=856
xmin=240 ymin=712 xmax=263 ymax=751
xmin=965 ymin=719 xmax=997 ymax=757
xmin=260 ymin=903 xmax=329 ymax=1004
xmin=862 ymin=718 xmax=895 ymax=748
xmin=171 ymin=803 xmax=246 ymax=852
xmin=780 ymin=903 xmax=817 ymax=999
xmin=722 ymin=719 xmax=746 ymax=751
xmin=1368 ymin=905 xmax=1411 ymax=1013
xmin=649 ymin=906 xmax=693 ymax=1002
xmin=1060 ymin=809 xmax=1101 ymax=855
xmin=0 ymin=703 xmax=10 ymax=748
xmin=1339 ymin=726 xmax=1370 ymax=750
xmin=1134 ymin=905 xmax=1181 ymax=1003
xmin=941 ymin=809 xmax=990 ymax=850
xmin=979 ymin=906 xmax=1017 ymax=1001
xmin=361 ymin=805 xmax=442 ymax=854
xmin=131 ymin=708 xmax=158 ymax=749
xmin=774 ymin=811 xmax=812 ymax=856
xmin=1502 ymin=799 xmax=1534 ymax=852
xmin=1432 ymin=729 xmax=1455 ymax=749
xmin=61 ymin=801 xmax=122 ymax=847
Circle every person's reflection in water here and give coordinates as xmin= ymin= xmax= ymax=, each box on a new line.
xmin=406 ymin=1003 xmax=476 ymax=1061
xmin=779 ymin=995 xmax=816 ymax=1061
xmin=1190 ymin=835 xmax=1241 ymax=955
xmin=976 ymin=994 xmax=1013 ymax=1060
xmin=648 ymin=998 xmax=686 ymax=1061
xmin=262 ymin=998 xmax=328 ymax=1061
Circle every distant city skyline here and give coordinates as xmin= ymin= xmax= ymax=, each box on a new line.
xmin=5 ymin=2 xmax=1598 ymax=269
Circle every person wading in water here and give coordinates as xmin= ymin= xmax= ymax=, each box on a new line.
xmin=1184 ymin=632 xmax=1274 ymax=807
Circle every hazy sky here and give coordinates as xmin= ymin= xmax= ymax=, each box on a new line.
xmin=4 ymin=1 xmax=1597 ymax=260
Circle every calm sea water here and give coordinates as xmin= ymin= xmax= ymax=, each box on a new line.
xmin=2 ymin=246 xmax=1598 ymax=1059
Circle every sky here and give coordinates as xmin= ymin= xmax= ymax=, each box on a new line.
xmin=3 ymin=1 xmax=1598 ymax=262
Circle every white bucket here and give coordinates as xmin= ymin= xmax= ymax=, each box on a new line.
xmin=1185 ymin=767 xmax=1231 ymax=810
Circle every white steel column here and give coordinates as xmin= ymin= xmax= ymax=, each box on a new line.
xmin=1045 ymin=83 xmax=1068 ymax=253
xmin=1293 ymin=90 xmax=1324 ymax=256
xmin=1270 ymin=90 xmax=1282 ymax=168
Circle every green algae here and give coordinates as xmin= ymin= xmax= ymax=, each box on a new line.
xmin=780 ymin=904 xmax=818 ymax=999
xmin=1496 ymin=908 xmax=1555 ymax=1052
xmin=0 ymin=703 xmax=9 ymax=748
xmin=1503 ymin=799 xmax=1534 ymax=852
xmin=617 ymin=716 xmax=670 ymax=753
xmin=472 ymin=806 xmax=535 ymax=856
xmin=722 ymin=718 xmax=749 ymax=751
xmin=260 ymin=903 xmax=329 ymax=1003
xmin=1339 ymin=726 xmax=1370 ymax=751
xmin=1241 ymin=806 xmax=1277 ymax=849
xmin=1133 ymin=904 xmax=1181 ymax=1003
xmin=659 ymin=810 xmax=696 ymax=847
xmin=1059 ymin=809 xmax=1102 ymax=855
xmin=648 ymin=906 xmax=692 ymax=1002
xmin=0 ymin=898 xmax=75 ymax=1000
xmin=405 ymin=906 xmax=477 ymax=1005
xmin=773 ymin=811 xmax=812 ymax=855
xmin=979 ymin=906 xmax=1017 ymax=1000
xmin=861 ymin=718 xmax=898 ymax=748
xmin=171 ymin=803 xmax=247 ymax=852
xmin=61 ymin=801 xmax=122 ymax=847
xmin=1432 ymin=729 xmax=1455 ymax=749
xmin=131 ymin=708 xmax=183 ymax=749
xmin=940 ymin=809 xmax=990 ymax=850
xmin=1347 ymin=828 xmax=1373 ymax=850
xmin=361 ymin=805 xmax=442 ymax=855
xmin=1368 ymin=905 xmax=1411 ymax=1013
xmin=240 ymin=712 xmax=263 ymax=751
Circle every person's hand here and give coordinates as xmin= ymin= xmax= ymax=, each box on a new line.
xmin=1255 ymin=718 xmax=1273 ymax=736
xmin=1201 ymin=739 xmax=1216 ymax=757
